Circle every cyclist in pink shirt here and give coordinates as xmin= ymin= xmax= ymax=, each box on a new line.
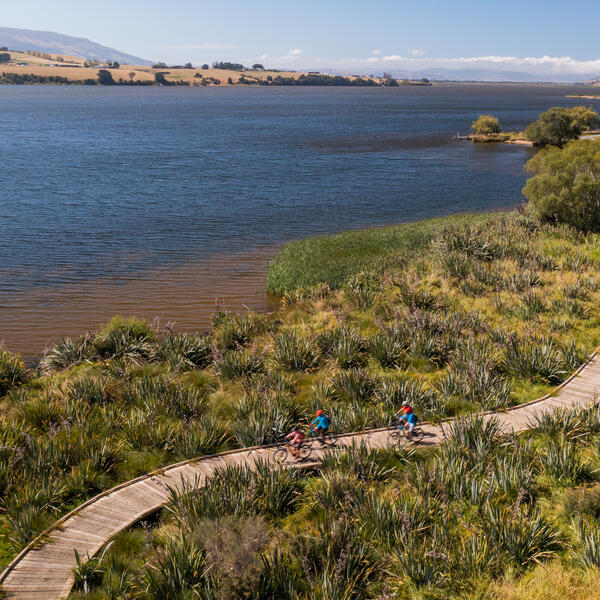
xmin=285 ymin=426 xmax=306 ymax=458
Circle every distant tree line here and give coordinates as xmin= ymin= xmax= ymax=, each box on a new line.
xmin=212 ymin=61 xmax=245 ymax=70
xmin=265 ymin=74 xmax=379 ymax=86
xmin=25 ymin=50 xmax=63 ymax=61
xmin=152 ymin=62 xmax=194 ymax=69
xmin=94 ymin=69 xmax=160 ymax=86
xmin=0 ymin=72 xmax=71 ymax=85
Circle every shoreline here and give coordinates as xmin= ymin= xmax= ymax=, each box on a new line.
xmin=3 ymin=209 xmax=523 ymax=363
xmin=0 ymin=246 xmax=280 ymax=362
xmin=566 ymin=94 xmax=600 ymax=99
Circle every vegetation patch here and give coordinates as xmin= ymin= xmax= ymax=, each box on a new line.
xmin=67 ymin=406 xmax=600 ymax=599
xmin=2 ymin=209 xmax=600 ymax=593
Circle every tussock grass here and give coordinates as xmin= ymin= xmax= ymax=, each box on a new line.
xmin=4 ymin=209 xmax=600 ymax=593
xmin=73 ymin=404 xmax=600 ymax=600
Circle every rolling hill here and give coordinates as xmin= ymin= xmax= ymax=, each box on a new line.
xmin=0 ymin=27 xmax=153 ymax=65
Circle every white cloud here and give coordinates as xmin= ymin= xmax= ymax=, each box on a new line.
xmin=240 ymin=51 xmax=600 ymax=80
xmin=407 ymin=48 xmax=425 ymax=57
xmin=371 ymin=49 xmax=382 ymax=56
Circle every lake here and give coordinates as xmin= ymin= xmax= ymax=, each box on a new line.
xmin=0 ymin=83 xmax=596 ymax=359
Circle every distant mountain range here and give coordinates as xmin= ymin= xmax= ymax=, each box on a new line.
xmin=0 ymin=27 xmax=153 ymax=65
xmin=380 ymin=68 xmax=600 ymax=84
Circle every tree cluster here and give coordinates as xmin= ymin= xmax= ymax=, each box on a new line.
xmin=471 ymin=114 xmax=501 ymax=135
xmin=213 ymin=61 xmax=245 ymax=70
xmin=0 ymin=72 xmax=71 ymax=85
xmin=267 ymin=73 xmax=378 ymax=86
xmin=525 ymin=106 xmax=600 ymax=147
xmin=523 ymin=139 xmax=600 ymax=232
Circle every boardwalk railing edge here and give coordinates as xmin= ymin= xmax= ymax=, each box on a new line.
xmin=1 ymin=346 xmax=599 ymax=585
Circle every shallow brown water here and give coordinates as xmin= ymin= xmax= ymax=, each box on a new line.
xmin=0 ymin=246 xmax=280 ymax=361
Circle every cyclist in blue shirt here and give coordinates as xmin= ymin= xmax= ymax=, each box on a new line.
xmin=310 ymin=409 xmax=330 ymax=444
xmin=396 ymin=400 xmax=418 ymax=441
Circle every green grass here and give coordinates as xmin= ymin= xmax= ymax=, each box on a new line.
xmin=3 ymin=208 xmax=600 ymax=590
xmin=266 ymin=212 xmax=503 ymax=295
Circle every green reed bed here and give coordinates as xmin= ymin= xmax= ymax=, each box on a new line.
xmin=2 ymin=210 xmax=600 ymax=573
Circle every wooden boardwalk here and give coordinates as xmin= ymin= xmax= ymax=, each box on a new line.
xmin=2 ymin=352 xmax=600 ymax=599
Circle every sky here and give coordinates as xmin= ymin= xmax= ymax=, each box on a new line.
xmin=4 ymin=0 xmax=600 ymax=78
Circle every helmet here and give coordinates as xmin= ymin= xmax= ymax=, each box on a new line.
xmin=402 ymin=400 xmax=409 ymax=406
xmin=316 ymin=409 xmax=324 ymax=416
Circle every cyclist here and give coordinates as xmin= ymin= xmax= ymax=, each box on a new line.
xmin=396 ymin=400 xmax=418 ymax=441
xmin=310 ymin=409 xmax=331 ymax=444
xmin=284 ymin=426 xmax=306 ymax=459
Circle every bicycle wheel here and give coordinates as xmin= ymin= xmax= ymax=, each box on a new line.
xmin=410 ymin=427 xmax=425 ymax=444
xmin=406 ymin=427 xmax=425 ymax=444
xmin=387 ymin=429 xmax=403 ymax=448
xmin=273 ymin=446 xmax=288 ymax=464
xmin=297 ymin=443 xmax=312 ymax=460
xmin=322 ymin=430 xmax=337 ymax=447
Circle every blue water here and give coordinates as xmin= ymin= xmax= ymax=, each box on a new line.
xmin=0 ymin=83 xmax=596 ymax=355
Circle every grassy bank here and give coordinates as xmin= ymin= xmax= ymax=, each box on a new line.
xmin=266 ymin=212 xmax=503 ymax=295
xmin=3 ymin=209 xmax=600 ymax=593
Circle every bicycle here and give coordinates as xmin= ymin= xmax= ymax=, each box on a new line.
xmin=308 ymin=427 xmax=337 ymax=447
xmin=388 ymin=421 xmax=424 ymax=446
xmin=273 ymin=440 xmax=313 ymax=463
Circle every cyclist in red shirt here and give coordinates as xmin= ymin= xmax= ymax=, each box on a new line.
xmin=285 ymin=426 xmax=306 ymax=458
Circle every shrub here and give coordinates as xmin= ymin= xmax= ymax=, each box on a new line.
xmin=172 ymin=418 xmax=230 ymax=458
xmin=393 ymin=537 xmax=447 ymax=586
xmin=472 ymin=114 xmax=501 ymax=135
xmin=369 ymin=325 xmax=408 ymax=368
xmin=201 ymin=515 xmax=269 ymax=599
xmin=18 ymin=393 xmax=65 ymax=432
xmin=567 ymin=106 xmax=600 ymax=131
xmin=523 ymin=139 xmax=600 ymax=231
xmin=572 ymin=521 xmax=600 ymax=568
xmin=485 ymin=505 xmax=562 ymax=565
xmin=213 ymin=311 xmax=269 ymax=350
xmin=544 ymin=441 xmax=591 ymax=484
xmin=502 ymin=336 xmax=569 ymax=384
xmin=0 ymin=349 xmax=28 ymax=396
xmin=127 ymin=377 xmax=207 ymax=420
xmin=320 ymin=442 xmax=397 ymax=482
xmin=93 ymin=317 xmax=154 ymax=360
xmin=144 ymin=534 xmax=209 ymax=599
xmin=271 ymin=330 xmax=320 ymax=371
xmin=317 ymin=327 xmax=366 ymax=369
xmin=40 ymin=335 xmax=91 ymax=373
xmin=214 ymin=349 xmax=265 ymax=380
xmin=532 ymin=407 xmax=587 ymax=441
xmin=154 ymin=332 xmax=212 ymax=369
xmin=377 ymin=378 xmax=441 ymax=419
xmin=166 ymin=462 xmax=302 ymax=526
xmin=525 ymin=107 xmax=581 ymax=147
xmin=330 ymin=369 xmax=376 ymax=403
xmin=446 ymin=414 xmax=502 ymax=453
xmin=344 ymin=272 xmax=380 ymax=308
xmin=232 ymin=394 xmax=295 ymax=446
